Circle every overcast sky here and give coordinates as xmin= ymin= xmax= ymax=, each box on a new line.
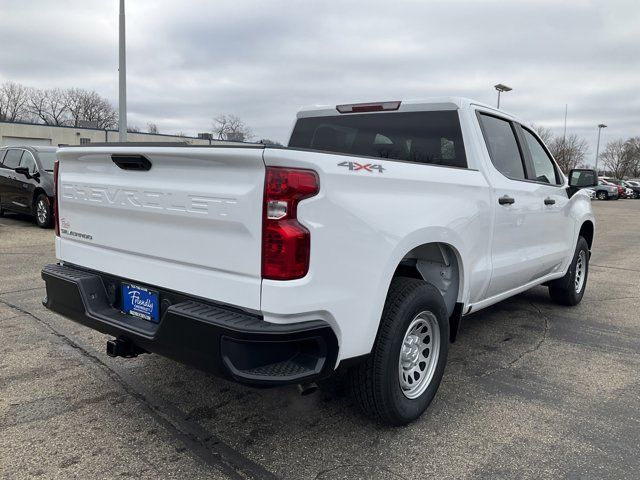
xmin=1 ymin=0 xmax=638 ymax=162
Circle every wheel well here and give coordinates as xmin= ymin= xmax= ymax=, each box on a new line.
xmin=32 ymin=188 xmax=48 ymax=206
xmin=579 ymin=221 xmax=594 ymax=249
xmin=392 ymin=243 xmax=462 ymax=318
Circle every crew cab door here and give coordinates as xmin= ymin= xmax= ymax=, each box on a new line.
xmin=476 ymin=112 xmax=556 ymax=298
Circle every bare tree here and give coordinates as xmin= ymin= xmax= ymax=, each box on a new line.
xmin=212 ymin=114 xmax=253 ymax=142
xmin=64 ymin=88 xmax=118 ymax=129
xmin=0 ymin=81 xmax=29 ymax=122
xmin=624 ymin=137 xmax=640 ymax=178
xmin=532 ymin=124 xmax=554 ymax=145
xmin=600 ymin=139 xmax=632 ymax=179
xmin=27 ymin=88 xmax=69 ymax=125
xmin=548 ymin=134 xmax=589 ymax=173
xmin=147 ymin=122 xmax=159 ymax=134
xmin=127 ymin=125 xmax=141 ymax=133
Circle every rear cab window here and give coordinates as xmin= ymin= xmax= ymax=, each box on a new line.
xmin=289 ymin=110 xmax=467 ymax=168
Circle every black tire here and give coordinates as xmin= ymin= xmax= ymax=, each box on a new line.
xmin=596 ymin=191 xmax=607 ymax=200
xmin=34 ymin=193 xmax=53 ymax=228
xmin=350 ymin=277 xmax=449 ymax=426
xmin=548 ymin=237 xmax=590 ymax=306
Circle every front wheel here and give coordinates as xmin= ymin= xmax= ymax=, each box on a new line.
xmin=34 ymin=194 xmax=53 ymax=228
xmin=350 ymin=277 xmax=449 ymax=426
xmin=548 ymin=237 xmax=590 ymax=306
xmin=596 ymin=191 xmax=607 ymax=200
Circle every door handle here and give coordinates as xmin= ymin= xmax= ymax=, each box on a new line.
xmin=544 ymin=197 xmax=556 ymax=205
xmin=498 ymin=195 xmax=515 ymax=205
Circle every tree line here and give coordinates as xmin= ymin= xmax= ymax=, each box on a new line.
xmin=534 ymin=125 xmax=640 ymax=179
xmin=3 ymin=80 xmax=636 ymax=174
xmin=0 ymin=81 xmax=118 ymax=129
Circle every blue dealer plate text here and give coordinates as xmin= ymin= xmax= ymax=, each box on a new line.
xmin=122 ymin=283 xmax=159 ymax=322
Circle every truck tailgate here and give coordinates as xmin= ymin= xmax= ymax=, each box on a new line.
xmin=56 ymin=145 xmax=265 ymax=311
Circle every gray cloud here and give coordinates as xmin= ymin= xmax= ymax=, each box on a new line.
xmin=1 ymin=0 xmax=638 ymax=160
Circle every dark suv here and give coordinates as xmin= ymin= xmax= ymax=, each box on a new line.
xmin=0 ymin=146 xmax=56 ymax=228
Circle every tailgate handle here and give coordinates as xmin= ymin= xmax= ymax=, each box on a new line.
xmin=111 ymin=154 xmax=152 ymax=171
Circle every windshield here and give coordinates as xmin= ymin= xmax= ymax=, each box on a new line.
xmin=37 ymin=152 xmax=57 ymax=171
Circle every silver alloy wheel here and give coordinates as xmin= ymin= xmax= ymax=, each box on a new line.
xmin=574 ymin=250 xmax=586 ymax=293
xmin=36 ymin=198 xmax=48 ymax=224
xmin=398 ymin=311 xmax=440 ymax=399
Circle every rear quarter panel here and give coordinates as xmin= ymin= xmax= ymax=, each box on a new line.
xmin=261 ymin=148 xmax=492 ymax=362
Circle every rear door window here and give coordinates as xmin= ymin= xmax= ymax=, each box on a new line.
xmin=477 ymin=114 xmax=525 ymax=180
xmin=2 ymin=149 xmax=23 ymax=169
xmin=289 ymin=110 xmax=467 ymax=168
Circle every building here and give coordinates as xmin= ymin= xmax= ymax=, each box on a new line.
xmin=0 ymin=121 xmax=216 ymax=147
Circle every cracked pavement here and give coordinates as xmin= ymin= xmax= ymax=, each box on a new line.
xmin=1 ymin=200 xmax=639 ymax=479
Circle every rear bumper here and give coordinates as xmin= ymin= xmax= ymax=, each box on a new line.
xmin=41 ymin=263 xmax=338 ymax=387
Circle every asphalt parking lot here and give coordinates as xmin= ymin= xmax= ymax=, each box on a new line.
xmin=1 ymin=200 xmax=639 ymax=480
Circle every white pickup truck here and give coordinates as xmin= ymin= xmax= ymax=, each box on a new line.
xmin=42 ymin=97 xmax=597 ymax=425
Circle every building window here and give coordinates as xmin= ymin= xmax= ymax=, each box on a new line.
xmin=80 ymin=138 xmax=91 ymax=145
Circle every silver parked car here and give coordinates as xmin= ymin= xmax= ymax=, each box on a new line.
xmin=594 ymin=180 xmax=619 ymax=200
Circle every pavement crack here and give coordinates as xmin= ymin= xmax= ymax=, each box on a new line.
xmin=479 ymin=302 xmax=549 ymax=378
xmin=0 ymin=298 xmax=279 ymax=480
xmin=0 ymin=286 xmax=46 ymax=296
xmin=590 ymin=263 xmax=640 ymax=273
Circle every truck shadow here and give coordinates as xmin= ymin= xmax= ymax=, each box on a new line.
xmin=120 ymin=285 xmax=560 ymax=477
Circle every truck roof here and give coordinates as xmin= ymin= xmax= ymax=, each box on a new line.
xmin=296 ymin=96 xmax=519 ymax=121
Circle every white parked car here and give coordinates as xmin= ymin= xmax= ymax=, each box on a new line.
xmin=42 ymin=97 xmax=597 ymax=425
xmin=584 ymin=188 xmax=596 ymax=199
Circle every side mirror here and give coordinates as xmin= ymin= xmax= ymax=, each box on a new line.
xmin=568 ymin=169 xmax=597 ymax=188
xmin=14 ymin=166 xmax=31 ymax=178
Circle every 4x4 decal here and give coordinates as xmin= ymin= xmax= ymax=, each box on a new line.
xmin=337 ymin=161 xmax=385 ymax=173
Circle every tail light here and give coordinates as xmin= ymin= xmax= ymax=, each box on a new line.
xmin=262 ymin=167 xmax=319 ymax=280
xmin=53 ymin=160 xmax=60 ymax=236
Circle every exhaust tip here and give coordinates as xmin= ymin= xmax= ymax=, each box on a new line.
xmin=297 ymin=382 xmax=318 ymax=396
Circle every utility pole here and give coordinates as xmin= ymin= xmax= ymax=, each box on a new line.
xmin=562 ymin=104 xmax=567 ymax=167
xmin=595 ymin=124 xmax=607 ymax=174
xmin=118 ymin=0 xmax=127 ymax=142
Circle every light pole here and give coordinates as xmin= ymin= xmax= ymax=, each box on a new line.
xmin=118 ymin=0 xmax=127 ymax=142
xmin=494 ymin=84 xmax=512 ymax=109
xmin=595 ymin=123 xmax=607 ymax=175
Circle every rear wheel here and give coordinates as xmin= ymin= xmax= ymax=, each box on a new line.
xmin=34 ymin=194 xmax=53 ymax=228
xmin=350 ymin=277 xmax=449 ymax=426
xmin=548 ymin=236 xmax=589 ymax=306
xmin=596 ymin=191 xmax=607 ymax=200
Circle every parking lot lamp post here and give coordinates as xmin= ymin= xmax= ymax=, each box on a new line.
xmin=595 ymin=124 xmax=607 ymax=175
xmin=118 ymin=0 xmax=127 ymax=142
xmin=494 ymin=84 xmax=512 ymax=109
